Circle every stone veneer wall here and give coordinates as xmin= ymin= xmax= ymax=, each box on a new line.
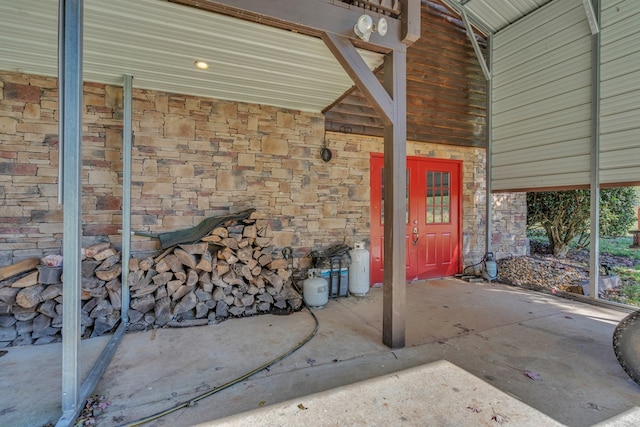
xmin=0 ymin=70 xmax=527 ymax=271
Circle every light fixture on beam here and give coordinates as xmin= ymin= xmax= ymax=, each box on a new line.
xmin=353 ymin=14 xmax=388 ymax=42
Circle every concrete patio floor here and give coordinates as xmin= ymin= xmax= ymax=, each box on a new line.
xmin=2 ymin=278 xmax=640 ymax=426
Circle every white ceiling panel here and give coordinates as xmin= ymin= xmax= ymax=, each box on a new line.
xmin=0 ymin=0 xmax=384 ymax=112
xmin=441 ymin=0 xmax=555 ymax=34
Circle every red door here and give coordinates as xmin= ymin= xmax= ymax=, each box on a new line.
xmin=370 ymin=154 xmax=461 ymax=285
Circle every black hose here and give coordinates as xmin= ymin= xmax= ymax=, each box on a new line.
xmin=122 ymin=291 xmax=319 ymax=427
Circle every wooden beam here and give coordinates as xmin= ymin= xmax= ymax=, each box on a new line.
xmin=168 ymin=0 xmax=405 ymax=52
xmin=402 ymin=0 xmax=422 ymax=45
xmin=382 ymin=49 xmax=407 ymax=349
xmin=322 ymin=32 xmax=394 ymax=125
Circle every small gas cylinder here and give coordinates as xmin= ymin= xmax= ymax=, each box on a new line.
xmin=349 ymin=242 xmax=370 ymax=296
xmin=303 ymin=269 xmax=328 ymax=308
xmin=482 ymin=252 xmax=498 ymax=282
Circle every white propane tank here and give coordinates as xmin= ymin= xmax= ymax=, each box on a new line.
xmin=303 ymin=269 xmax=329 ymax=309
xmin=349 ymin=242 xmax=370 ymax=296
xmin=482 ymin=252 xmax=498 ymax=282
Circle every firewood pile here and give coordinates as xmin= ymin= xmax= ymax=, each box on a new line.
xmin=0 ymin=216 xmax=302 ymax=347
xmin=126 ymin=218 xmax=302 ymax=331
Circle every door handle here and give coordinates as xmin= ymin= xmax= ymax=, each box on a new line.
xmin=412 ymin=227 xmax=419 ymax=246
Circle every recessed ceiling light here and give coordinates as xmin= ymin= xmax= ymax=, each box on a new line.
xmin=194 ymin=60 xmax=209 ymax=70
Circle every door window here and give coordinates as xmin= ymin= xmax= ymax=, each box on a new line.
xmin=426 ymin=171 xmax=451 ymax=224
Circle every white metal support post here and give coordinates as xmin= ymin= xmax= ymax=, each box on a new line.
xmin=588 ymin=0 xmax=601 ymax=300
xmin=485 ymin=33 xmax=493 ymax=256
xmin=57 ymin=0 xmax=84 ymax=425
xmin=121 ymin=74 xmax=133 ymax=322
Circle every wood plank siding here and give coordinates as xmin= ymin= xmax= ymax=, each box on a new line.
xmin=324 ymin=0 xmax=487 ymax=148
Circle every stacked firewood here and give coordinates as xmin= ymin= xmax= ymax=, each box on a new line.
xmin=0 ymin=217 xmax=302 ymax=347
xmin=0 ymin=243 xmax=125 ymax=346
xmin=126 ymin=218 xmax=302 ymax=330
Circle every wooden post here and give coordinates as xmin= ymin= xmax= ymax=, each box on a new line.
xmin=382 ymin=49 xmax=407 ymax=349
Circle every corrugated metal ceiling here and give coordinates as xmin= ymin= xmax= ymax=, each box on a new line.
xmin=0 ymin=0 xmax=384 ymax=112
xmin=442 ymin=0 xmax=555 ymax=34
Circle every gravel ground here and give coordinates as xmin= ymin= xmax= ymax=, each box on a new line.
xmin=496 ymin=241 xmax=640 ymax=296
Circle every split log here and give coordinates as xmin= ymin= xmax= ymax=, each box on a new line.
xmin=11 ymin=271 xmax=39 ymax=288
xmin=152 ymin=272 xmax=174 ymax=287
xmin=82 ymin=259 xmax=101 ymax=276
xmin=167 ymin=280 xmax=183 ymax=297
xmin=201 ymin=234 xmax=222 ymax=243
xmin=186 ymin=269 xmax=199 ymax=287
xmin=154 ymin=258 xmax=171 ymax=273
xmin=165 ymin=254 xmax=183 ymax=273
xmin=195 ymin=302 xmax=209 ymax=318
xmin=16 ymin=285 xmax=45 ymax=308
xmin=213 ymin=287 xmax=226 ymax=301
xmin=172 ymin=284 xmax=195 ymax=301
xmin=215 ymin=300 xmax=229 ymax=318
xmin=85 ymin=243 xmax=110 ymax=258
xmin=174 ymin=270 xmax=187 ymax=283
xmin=0 ymin=287 xmax=20 ymax=304
xmin=38 ymin=299 xmax=57 ymax=318
xmin=174 ymin=248 xmax=197 ymax=269
xmin=92 ymin=247 xmax=117 ymax=262
xmin=195 ymin=288 xmax=212 ymax=302
xmin=127 ymin=270 xmax=145 ymax=288
xmin=251 ymin=265 xmax=262 ymax=277
xmin=212 ymin=226 xmax=229 ymax=238
xmin=257 ymin=293 xmax=274 ymax=304
xmin=155 ymin=297 xmax=172 ymax=326
xmin=236 ymin=247 xmax=253 ymax=263
xmin=217 ymin=260 xmax=230 ymax=276
xmin=238 ymin=238 xmax=253 ymax=249
xmin=139 ymin=257 xmax=155 ymax=271
xmin=91 ymin=300 xmax=114 ymax=318
xmin=0 ymin=258 xmax=39 ymax=281
xmin=199 ymin=271 xmax=212 ymax=290
xmin=95 ymin=264 xmax=122 ymax=281
xmin=222 ymin=271 xmax=245 ymax=287
xmin=195 ymin=250 xmax=213 ymax=272
xmin=221 ymin=250 xmax=239 ymax=265
xmin=129 ymin=257 xmax=140 ymax=272
xmin=131 ymin=283 xmax=161 ymax=298
xmin=179 ymin=242 xmax=208 ymax=255
xmin=173 ymin=291 xmax=197 ymax=315
xmin=155 ymin=286 xmax=167 ymax=300
xmin=236 ymin=264 xmax=253 ymax=282
xmin=96 ymin=254 xmax=120 ymax=271
xmin=220 ymin=237 xmax=239 ymax=250
xmin=131 ymin=295 xmax=155 ymax=314
xmin=229 ymin=306 xmax=245 ymax=316
xmin=40 ymin=284 xmax=62 ymax=301
xmin=82 ymin=276 xmax=101 ymax=290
